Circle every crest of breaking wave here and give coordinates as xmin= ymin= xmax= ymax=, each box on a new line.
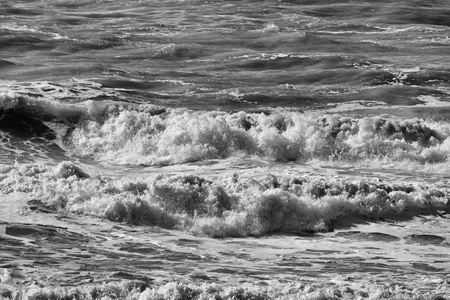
xmin=68 ymin=103 xmax=450 ymax=168
xmin=2 ymin=89 xmax=450 ymax=171
xmin=1 ymin=160 xmax=449 ymax=238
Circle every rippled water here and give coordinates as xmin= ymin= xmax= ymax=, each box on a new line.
xmin=1 ymin=0 xmax=449 ymax=111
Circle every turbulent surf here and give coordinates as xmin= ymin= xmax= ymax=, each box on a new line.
xmin=1 ymin=0 xmax=450 ymax=299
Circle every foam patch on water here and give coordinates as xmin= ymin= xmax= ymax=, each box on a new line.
xmin=0 ymin=23 xmax=69 ymax=40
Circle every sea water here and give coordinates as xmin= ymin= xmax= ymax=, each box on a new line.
xmin=1 ymin=0 xmax=450 ymax=299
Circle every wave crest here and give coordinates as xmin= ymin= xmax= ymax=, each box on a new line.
xmin=1 ymin=162 xmax=448 ymax=238
xmin=68 ymin=107 xmax=450 ymax=167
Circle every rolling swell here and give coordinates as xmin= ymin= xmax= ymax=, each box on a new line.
xmin=0 ymin=33 xmax=55 ymax=51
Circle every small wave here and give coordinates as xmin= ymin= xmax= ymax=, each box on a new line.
xmin=150 ymin=43 xmax=211 ymax=61
xmin=0 ymin=5 xmax=43 ymax=17
xmin=1 ymin=162 xmax=449 ymax=238
xmin=383 ymin=7 xmax=450 ymax=27
xmin=65 ymin=34 xmax=125 ymax=52
xmin=0 ymin=59 xmax=16 ymax=69
xmin=0 ymin=23 xmax=68 ymax=40
xmin=318 ymin=23 xmax=387 ymax=33
xmin=354 ymin=62 xmax=450 ymax=87
xmin=234 ymin=54 xmax=359 ymax=71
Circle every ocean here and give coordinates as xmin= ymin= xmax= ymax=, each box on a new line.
xmin=1 ymin=0 xmax=450 ymax=298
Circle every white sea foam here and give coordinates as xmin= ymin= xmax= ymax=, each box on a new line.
xmin=0 ymin=91 xmax=18 ymax=110
xmin=1 ymin=161 xmax=448 ymax=238
xmin=67 ymin=107 xmax=450 ymax=169
xmin=6 ymin=279 xmax=446 ymax=300
xmin=0 ymin=23 xmax=69 ymax=40
xmin=262 ymin=23 xmax=279 ymax=32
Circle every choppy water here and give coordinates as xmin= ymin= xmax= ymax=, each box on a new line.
xmin=1 ymin=0 xmax=450 ymax=298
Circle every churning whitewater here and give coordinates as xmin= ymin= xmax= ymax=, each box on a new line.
xmin=1 ymin=0 xmax=450 ymax=299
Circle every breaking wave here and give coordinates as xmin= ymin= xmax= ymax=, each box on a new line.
xmin=3 ymin=86 xmax=450 ymax=169
xmin=68 ymin=105 xmax=450 ymax=168
xmin=4 ymin=279 xmax=447 ymax=300
xmin=4 ymin=278 xmax=448 ymax=300
xmin=1 ymin=161 xmax=448 ymax=238
xmin=2 ymin=79 xmax=450 ymax=170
